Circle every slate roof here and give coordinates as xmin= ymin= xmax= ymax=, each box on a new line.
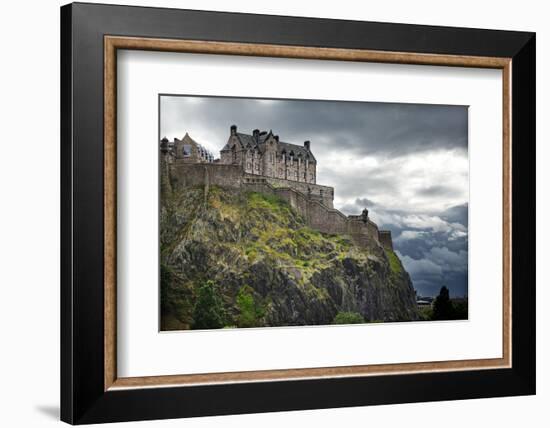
xmin=221 ymin=129 xmax=316 ymax=161
xmin=176 ymin=133 xmax=214 ymax=160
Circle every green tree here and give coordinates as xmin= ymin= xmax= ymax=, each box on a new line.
xmin=432 ymin=286 xmax=454 ymax=320
xmin=236 ymin=285 xmax=264 ymax=328
xmin=452 ymin=299 xmax=468 ymax=320
xmin=332 ymin=311 xmax=365 ymax=325
xmin=191 ymin=280 xmax=225 ymax=329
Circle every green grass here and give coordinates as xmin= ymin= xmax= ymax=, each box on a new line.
xmin=332 ymin=311 xmax=365 ymax=324
xmin=385 ymin=248 xmax=403 ymax=276
xmin=229 ymin=192 xmax=371 ymax=284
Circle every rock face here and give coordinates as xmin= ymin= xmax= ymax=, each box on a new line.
xmin=160 ymin=185 xmax=418 ymax=330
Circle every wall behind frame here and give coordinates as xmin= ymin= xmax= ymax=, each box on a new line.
xmin=0 ymin=0 xmax=545 ymax=427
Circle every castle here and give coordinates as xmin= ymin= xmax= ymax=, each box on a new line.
xmin=160 ymin=125 xmax=393 ymax=251
xmin=221 ymin=125 xmax=316 ymax=184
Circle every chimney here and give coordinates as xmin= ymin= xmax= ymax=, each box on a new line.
xmin=253 ymin=129 xmax=260 ymax=141
xmin=160 ymin=137 xmax=169 ymax=153
xmin=230 ymin=124 xmax=237 ymax=135
xmin=304 ymin=140 xmax=311 ymax=150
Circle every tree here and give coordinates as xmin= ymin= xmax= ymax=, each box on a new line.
xmin=432 ymin=286 xmax=454 ymax=320
xmin=191 ymin=280 xmax=225 ymax=329
xmin=235 ymin=285 xmax=264 ymax=328
xmin=332 ymin=311 xmax=365 ymax=325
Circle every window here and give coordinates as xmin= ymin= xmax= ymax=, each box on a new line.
xmin=247 ymin=162 xmax=251 ymax=169
xmin=182 ymin=144 xmax=192 ymax=157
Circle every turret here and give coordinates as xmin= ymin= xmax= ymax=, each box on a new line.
xmin=160 ymin=137 xmax=170 ymax=153
xmin=361 ymin=208 xmax=369 ymax=223
xmin=230 ymin=124 xmax=237 ymax=135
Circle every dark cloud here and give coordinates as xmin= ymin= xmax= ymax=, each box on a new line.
xmin=161 ymin=95 xmax=469 ymax=297
xmin=336 ymin=199 xmax=469 ymax=297
xmin=161 ymin=95 xmax=468 ymax=158
xmin=418 ymin=185 xmax=461 ymax=198
xmin=440 ymin=203 xmax=468 ymax=227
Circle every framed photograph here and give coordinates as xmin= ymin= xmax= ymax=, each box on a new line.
xmin=61 ymin=2 xmax=535 ymax=424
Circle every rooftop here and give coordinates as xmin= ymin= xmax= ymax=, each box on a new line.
xmin=222 ymin=127 xmax=316 ymax=161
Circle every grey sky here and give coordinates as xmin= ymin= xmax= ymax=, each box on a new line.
xmin=160 ymin=95 xmax=469 ymax=297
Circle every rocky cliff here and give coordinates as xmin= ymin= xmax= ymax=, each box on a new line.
xmin=160 ymin=185 xmax=418 ymax=330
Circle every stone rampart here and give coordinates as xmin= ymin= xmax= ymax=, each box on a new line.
xmin=378 ymin=230 xmax=394 ymax=250
xmin=170 ymin=162 xmax=243 ymax=189
xmin=252 ymin=175 xmax=334 ymax=208
xmin=168 ymin=161 xmax=393 ymax=250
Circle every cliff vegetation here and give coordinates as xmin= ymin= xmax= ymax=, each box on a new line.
xmin=160 ymin=185 xmax=418 ymax=330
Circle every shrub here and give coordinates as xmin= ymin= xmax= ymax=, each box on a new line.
xmin=332 ymin=311 xmax=365 ymax=325
xmin=236 ymin=285 xmax=265 ymax=328
xmin=191 ymin=280 xmax=225 ymax=329
xmin=451 ymin=299 xmax=468 ymax=320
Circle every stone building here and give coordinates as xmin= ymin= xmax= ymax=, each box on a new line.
xmin=220 ymin=125 xmax=316 ymax=184
xmin=161 ymin=133 xmax=214 ymax=163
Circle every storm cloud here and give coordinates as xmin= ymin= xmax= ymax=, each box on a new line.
xmin=161 ymin=95 xmax=469 ymax=297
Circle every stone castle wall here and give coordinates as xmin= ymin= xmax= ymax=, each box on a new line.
xmin=170 ymin=161 xmax=244 ymax=189
xmin=245 ymin=174 xmax=334 ymax=208
xmin=167 ymin=161 xmax=393 ymax=250
xmin=378 ymin=231 xmax=394 ymax=250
